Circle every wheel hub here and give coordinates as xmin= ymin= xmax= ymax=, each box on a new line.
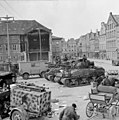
xmin=14 ymin=114 xmax=21 ymax=120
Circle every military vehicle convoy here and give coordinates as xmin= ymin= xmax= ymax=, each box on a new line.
xmin=44 ymin=58 xmax=105 ymax=87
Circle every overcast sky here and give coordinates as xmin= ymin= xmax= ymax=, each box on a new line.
xmin=0 ymin=0 xmax=119 ymax=40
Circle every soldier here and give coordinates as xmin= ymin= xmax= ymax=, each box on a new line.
xmin=82 ymin=54 xmax=87 ymax=62
xmin=95 ymin=75 xmax=105 ymax=86
xmin=101 ymin=76 xmax=111 ymax=86
xmin=59 ymin=103 xmax=79 ymax=120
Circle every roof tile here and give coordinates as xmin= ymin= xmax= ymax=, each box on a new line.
xmin=0 ymin=20 xmax=51 ymax=35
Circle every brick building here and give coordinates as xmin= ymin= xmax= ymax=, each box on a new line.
xmin=99 ymin=22 xmax=106 ymax=59
xmin=0 ymin=20 xmax=52 ymax=63
xmin=52 ymin=36 xmax=64 ymax=59
xmin=80 ymin=35 xmax=87 ymax=57
xmin=106 ymin=12 xmax=119 ymax=60
xmin=89 ymin=32 xmax=96 ymax=58
xmin=67 ymin=38 xmax=77 ymax=57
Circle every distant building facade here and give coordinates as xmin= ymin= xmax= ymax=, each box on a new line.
xmin=106 ymin=12 xmax=119 ymax=60
xmin=76 ymin=38 xmax=82 ymax=57
xmin=52 ymin=36 xmax=64 ymax=58
xmin=94 ymin=30 xmax=100 ymax=58
xmin=76 ymin=12 xmax=119 ymax=60
xmin=67 ymin=38 xmax=77 ymax=57
xmin=89 ymin=32 xmax=96 ymax=58
xmin=62 ymin=39 xmax=68 ymax=56
xmin=99 ymin=22 xmax=106 ymax=59
xmin=80 ymin=35 xmax=87 ymax=57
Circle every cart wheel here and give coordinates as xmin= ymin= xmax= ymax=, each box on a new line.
xmin=22 ymin=73 xmax=29 ymax=80
xmin=41 ymin=71 xmax=45 ymax=78
xmin=11 ymin=110 xmax=23 ymax=120
xmin=86 ymin=102 xmax=94 ymax=118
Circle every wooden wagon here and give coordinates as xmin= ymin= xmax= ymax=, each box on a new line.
xmin=86 ymin=85 xmax=119 ymax=118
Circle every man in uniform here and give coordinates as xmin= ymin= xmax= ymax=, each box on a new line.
xmin=59 ymin=103 xmax=79 ymax=120
xmin=82 ymin=54 xmax=87 ymax=62
xmin=101 ymin=73 xmax=111 ymax=86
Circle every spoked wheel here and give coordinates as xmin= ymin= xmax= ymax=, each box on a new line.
xmin=86 ymin=102 xmax=94 ymax=118
xmin=11 ymin=110 xmax=23 ymax=120
xmin=22 ymin=73 xmax=29 ymax=80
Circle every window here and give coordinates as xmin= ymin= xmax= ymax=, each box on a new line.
xmin=0 ymin=56 xmax=2 ymax=61
xmin=12 ymin=44 xmax=17 ymax=50
xmin=5 ymin=44 xmax=8 ymax=51
xmin=0 ymin=45 xmax=2 ymax=52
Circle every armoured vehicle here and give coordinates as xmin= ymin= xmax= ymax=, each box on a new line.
xmin=18 ymin=61 xmax=49 ymax=80
xmin=45 ymin=59 xmax=105 ymax=87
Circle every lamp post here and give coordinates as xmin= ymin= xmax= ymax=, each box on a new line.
xmin=0 ymin=15 xmax=14 ymax=63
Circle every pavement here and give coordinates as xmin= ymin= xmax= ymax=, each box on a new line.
xmin=8 ymin=59 xmax=119 ymax=120
xmin=17 ymin=75 xmax=119 ymax=120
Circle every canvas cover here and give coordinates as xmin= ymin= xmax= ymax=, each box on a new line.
xmin=10 ymin=85 xmax=51 ymax=114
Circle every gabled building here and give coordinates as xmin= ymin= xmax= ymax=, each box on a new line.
xmin=52 ymin=36 xmax=64 ymax=58
xmin=0 ymin=20 xmax=52 ymax=63
xmin=85 ymin=33 xmax=90 ymax=57
xmin=67 ymin=38 xmax=77 ymax=57
xmin=76 ymin=38 xmax=82 ymax=57
xmin=89 ymin=31 xmax=96 ymax=58
xmin=80 ymin=35 xmax=87 ymax=57
xmin=62 ymin=39 xmax=68 ymax=57
xmin=106 ymin=12 xmax=119 ymax=60
xmin=99 ymin=22 xmax=106 ymax=59
xmin=94 ymin=30 xmax=100 ymax=58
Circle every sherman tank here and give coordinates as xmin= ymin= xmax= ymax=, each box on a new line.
xmin=53 ymin=59 xmax=105 ymax=87
xmin=44 ymin=60 xmax=75 ymax=82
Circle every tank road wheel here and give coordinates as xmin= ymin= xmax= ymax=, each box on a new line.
xmin=86 ymin=102 xmax=94 ymax=118
xmin=64 ymin=79 xmax=71 ymax=87
xmin=44 ymin=74 xmax=49 ymax=81
xmin=22 ymin=73 xmax=29 ymax=80
xmin=49 ymin=75 xmax=55 ymax=82
xmin=75 ymin=80 xmax=79 ymax=87
xmin=11 ymin=110 xmax=23 ymax=120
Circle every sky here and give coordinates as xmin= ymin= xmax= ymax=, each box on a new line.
xmin=0 ymin=0 xmax=119 ymax=40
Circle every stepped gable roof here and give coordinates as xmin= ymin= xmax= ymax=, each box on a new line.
xmin=0 ymin=20 xmax=51 ymax=35
xmin=113 ymin=15 xmax=119 ymax=24
xmin=101 ymin=22 xmax=106 ymax=27
xmin=75 ymin=38 xmax=80 ymax=44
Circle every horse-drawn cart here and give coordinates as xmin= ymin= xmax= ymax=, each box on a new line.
xmin=86 ymin=84 xmax=119 ymax=119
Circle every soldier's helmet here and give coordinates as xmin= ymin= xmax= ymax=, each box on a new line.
xmin=72 ymin=103 xmax=77 ymax=108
